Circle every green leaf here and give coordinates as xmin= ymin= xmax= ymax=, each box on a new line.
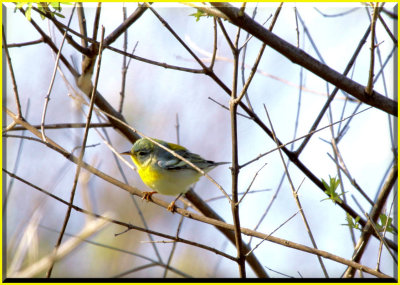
xmin=15 ymin=2 xmax=27 ymax=9
xmin=37 ymin=5 xmax=46 ymax=20
xmin=14 ymin=2 xmax=71 ymax=21
xmin=320 ymin=176 xmax=345 ymax=204
xmin=377 ymin=213 xmax=395 ymax=234
xmin=189 ymin=9 xmax=210 ymax=22
xmin=342 ymin=213 xmax=361 ymax=231
xmin=25 ymin=3 xmax=32 ymax=21
xmin=50 ymin=2 xmax=61 ymax=11
xmin=53 ymin=12 xmax=65 ymax=18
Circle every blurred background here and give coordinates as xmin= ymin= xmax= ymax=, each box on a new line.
xmin=3 ymin=2 xmax=397 ymax=278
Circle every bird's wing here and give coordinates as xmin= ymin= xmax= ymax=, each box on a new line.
xmin=157 ymin=149 xmax=206 ymax=170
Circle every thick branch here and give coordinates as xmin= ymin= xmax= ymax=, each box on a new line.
xmin=210 ymin=3 xmax=397 ymax=117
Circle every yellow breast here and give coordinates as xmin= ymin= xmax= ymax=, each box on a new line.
xmin=138 ymin=164 xmax=201 ymax=196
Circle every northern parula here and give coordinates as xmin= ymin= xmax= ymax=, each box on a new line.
xmin=121 ymin=138 xmax=228 ymax=211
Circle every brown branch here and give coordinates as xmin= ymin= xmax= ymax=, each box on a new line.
xmin=235 ymin=3 xmax=283 ymax=104
xmin=119 ymin=5 xmax=128 ymax=113
xmin=377 ymin=13 xmax=397 ymax=46
xmin=228 ymin=31 xmax=246 ymax=278
xmin=76 ymin=2 xmax=88 ymax=52
xmin=46 ymin=26 xmax=106 ymax=277
xmin=2 ymin=160 xmax=392 ymax=279
xmin=343 ymin=162 xmax=397 ymax=278
xmin=5 ymin=38 xmax=44 ymax=48
xmin=264 ymin=105 xmax=329 ymax=277
xmin=210 ymin=3 xmax=397 ymax=117
xmin=103 ymin=3 xmax=149 ymax=47
xmin=17 ymin=7 xmax=78 ymax=78
xmin=365 ymin=3 xmax=380 ymax=95
xmin=3 ymin=169 xmax=236 ymax=265
xmin=5 ymin=110 xmax=394 ymax=278
xmin=106 ymin=45 xmax=204 ymax=73
xmin=40 ymin=4 xmax=76 ymax=142
xmin=4 ymin=122 xmax=112 ymax=132
xmin=2 ymin=26 xmax=23 ymax=118
xmin=295 ymin=23 xmax=371 ymax=154
xmin=31 ymin=4 xmax=92 ymax=56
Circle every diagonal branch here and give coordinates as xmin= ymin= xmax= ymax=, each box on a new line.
xmin=210 ymin=3 xmax=397 ymax=117
xmin=46 ymin=26 xmax=106 ymax=277
xmin=342 ymin=162 xmax=397 ymax=278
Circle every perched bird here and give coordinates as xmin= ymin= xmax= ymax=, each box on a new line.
xmin=121 ymin=137 xmax=228 ymax=211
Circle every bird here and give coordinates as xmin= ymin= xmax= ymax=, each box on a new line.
xmin=121 ymin=137 xmax=228 ymax=212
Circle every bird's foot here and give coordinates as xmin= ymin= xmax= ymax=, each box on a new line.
xmin=167 ymin=201 xmax=176 ymax=212
xmin=142 ymin=191 xmax=157 ymax=201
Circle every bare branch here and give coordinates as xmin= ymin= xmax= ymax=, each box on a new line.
xmin=210 ymin=3 xmax=397 ymax=116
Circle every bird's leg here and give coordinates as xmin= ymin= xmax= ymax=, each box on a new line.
xmin=167 ymin=193 xmax=183 ymax=212
xmin=142 ymin=191 xmax=157 ymax=201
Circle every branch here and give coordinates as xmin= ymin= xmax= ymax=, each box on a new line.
xmin=3 ymin=164 xmax=392 ymax=279
xmin=210 ymin=3 xmax=397 ymax=117
xmin=343 ymin=162 xmax=397 ymax=278
xmin=365 ymin=3 xmax=380 ymax=95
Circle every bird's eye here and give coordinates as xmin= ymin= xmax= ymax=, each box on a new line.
xmin=137 ymin=151 xmax=148 ymax=157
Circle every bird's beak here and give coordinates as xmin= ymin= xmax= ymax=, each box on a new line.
xmin=120 ymin=151 xmax=131 ymax=156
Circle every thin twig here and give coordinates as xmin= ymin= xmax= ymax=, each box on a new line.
xmin=5 ymin=38 xmax=44 ymax=48
xmin=32 ymin=4 xmax=91 ymax=56
xmin=119 ymin=4 xmax=128 ymax=113
xmin=246 ymin=210 xmax=300 ymax=257
xmin=112 ymin=263 xmax=158 ymax=278
xmin=163 ymin=204 xmax=187 ymax=277
xmin=241 ymin=107 xmax=372 ymax=169
xmin=236 ymin=3 xmax=283 ymax=105
xmin=207 ymin=97 xmax=251 ymax=119
xmin=10 ymin=214 xmax=112 ymax=278
xmin=376 ymin=193 xmax=398 ymax=269
xmin=210 ymin=3 xmax=397 ymax=116
xmin=209 ymin=17 xmax=218 ymax=70
xmin=237 ymin=163 xmax=268 ymax=205
xmin=106 ymin=45 xmax=204 ymax=73
xmin=3 ymin=25 xmax=23 ymax=117
xmin=365 ymin=3 xmax=380 ymax=95
xmin=17 ymin=6 xmax=77 ymax=78
xmin=228 ymin=23 xmax=246 ymax=277
xmin=46 ymin=26 xmax=105 ymax=278
xmin=314 ymin=7 xmax=360 ymax=17
xmin=294 ymin=7 xmax=300 ymax=48
xmin=4 ymin=168 xmax=235 ymax=263
xmin=76 ymin=2 xmax=88 ymax=57
xmin=92 ymin=120 xmax=164 ymax=263
xmin=92 ymin=3 xmax=102 ymax=42
xmin=40 ymin=4 xmax=76 ymax=142
xmin=264 ymin=105 xmax=329 ymax=277
xmin=217 ymin=17 xmax=235 ymax=52
xmin=377 ymin=13 xmax=397 ymax=45
xmin=2 ymin=128 xmax=391 ymax=278
xmin=4 ymin=122 xmax=112 ymax=132
xmin=3 ymin=100 xmax=30 ymax=215
xmin=239 ymin=4 xmax=258 ymax=112
xmin=295 ymin=24 xmax=372 ymax=154
xmin=342 ymin=162 xmax=397 ymax=277
xmin=86 ymin=104 xmax=232 ymax=201
xmin=249 ymin=168 xmax=287 ymax=246
xmin=39 ymin=224 xmax=190 ymax=277
xmin=364 ymin=212 xmax=397 ymax=265
xmin=327 ymin=147 xmax=374 ymax=206
xmin=205 ymin=189 xmax=271 ymax=203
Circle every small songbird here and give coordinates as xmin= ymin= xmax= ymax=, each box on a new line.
xmin=121 ymin=137 xmax=228 ymax=211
